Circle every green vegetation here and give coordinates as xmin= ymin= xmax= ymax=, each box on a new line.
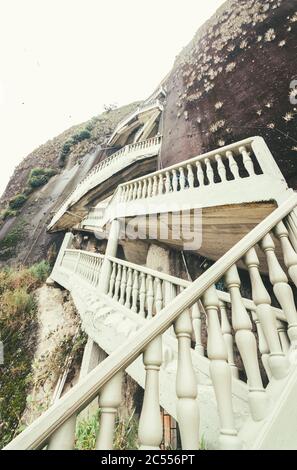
xmin=75 ymin=410 xmax=139 ymax=450
xmin=27 ymin=167 xmax=56 ymax=189
xmin=8 ymin=194 xmax=27 ymax=210
xmin=0 ymin=208 xmax=17 ymax=221
xmin=0 ymin=262 xmax=51 ymax=448
xmin=0 ymin=168 xmax=56 ymax=223
xmin=0 ymin=220 xmax=25 ymax=260
xmin=59 ymin=128 xmax=92 ymax=167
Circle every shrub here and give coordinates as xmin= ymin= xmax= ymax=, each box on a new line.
xmin=0 ymin=222 xmax=24 ymax=251
xmin=8 ymin=194 xmax=27 ymax=210
xmin=28 ymin=168 xmax=56 ymax=189
xmin=29 ymin=261 xmax=51 ymax=282
xmin=59 ymin=128 xmax=91 ymax=167
xmin=71 ymin=129 xmax=91 ymax=144
xmin=0 ymin=208 xmax=17 ymax=221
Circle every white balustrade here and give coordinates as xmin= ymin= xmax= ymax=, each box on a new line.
xmin=244 ymin=247 xmax=289 ymax=379
xmin=96 ymin=371 xmax=123 ymax=449
xmin=251 ymin=311 xmax=272 ymax=380
xmin=219 ymin=300 xmax=238 ymax=379
xmin=174 ymin=306 xmax=200 ymax=450
xmin=225 ymin=265 xmax=268 ymax=421
xmin=191 ymin=302 xmax=204 ymax=356
xmin=202 ymin=285 xmax=242 ymax=449
xmin=7 ymin=195 xmax=297 ymax=451
xmin=274 ymin=221 xmax=297 ymax=287
xmin=107 ymin=137 xmax=286 ymax=220
xmin=50 ymin=136 xmax=162 ymax=225
xmin=138 ymin=337 xmax=163 ymax=449
xmin=260 ymin=233 xmax=297 ymax=345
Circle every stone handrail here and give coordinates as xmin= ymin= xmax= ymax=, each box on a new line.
xmin=100 ymin=136 xmax=289 ymax=226
xmin=5 ymin=193 xmax=297 ymax=450
xmin=48 ymin=135 xmax=162 ymax=230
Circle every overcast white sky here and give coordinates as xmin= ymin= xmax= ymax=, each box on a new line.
xmin=0 ymin=0 xmax=224 ymax=197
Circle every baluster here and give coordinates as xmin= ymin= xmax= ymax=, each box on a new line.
xmin=165 ymin=171 xmax=171 ymax=193
xmin=152 ymin=176 xmax=158 ymax=196
xmin=90 ymin=258 xmax=95 ymax=285
xmin=158 ymin=175 xmax=164 ymax=195
xmin=117 ymin=187 xmax=123 ymax=203
xmin=147 ymin=275 xmax=154 ymax=319
xmin=139 ymin=273 xmax=146 ymax=318
xmin=96 ymin=371 xmax=123 ymax=450
xmin=225 ymin=265 xmax=268 ymax=421
xmin=276 ymin=319 xmax=290 ymax=353
xmin=179 ymin=167 xmax=186 ymax=190
xmin=226 ymin=150 xmax=240 ymax=179
xmin=124 ymin=186 xmax=129 ymax=202
xmin=191 ymin=302 xmax=204 ymax=355
xmin=261 ymin=233 xmax=297 ymax=346
xmin=128 ymin=184 xmax=134 ymax=201
xmin=113 ymin=265 xmax=122 ymax=301
xmin=274 ymin=221 xmax=297 ymax=287
xmin=108 ymin=263 xmax=116 ymax=297
xmin=124 ymin=268 xmax=133 ymax=309
xmin=142 ymin=179 xmax=148 ymax=199
xmin=121 ymin=186 xmax=127 ymax=202
xmin=164 ymin=281 xmax=177 ymax=337
xmin=186 ymin=164 xmax=194 ymax=189
xmin=47 ymin=415 xmax=77 ymax=450
xmin=172 ymin=169 xmax=178 ymax=192
xmin=138 ymin=337 xmax=163 ymax=450
xmin=205 ymin=158 xmax=215 ymax=185
xmin=155 ymin=278 xmax=163 ymax=314
xmin=174 ymin=309 xmax=199 ymax=449
xmin=147 ymin=178 xmax=153 ymax=198
xmin=132 ymin=183 xmax=138 ymax=200
xmin=137 ymin=181 xmax=142 ymax=200
xmin=132 ymin=271 xmax=139 ymax=313
xmin=202 ymin=286 xmax=242 ymax=449
xmin=196 ymin=161 xmax=204 ymax=187
xmin=244 ymin=247 xmax=289 ymax=379
xmin=251 ymin=311 xmax=272 ymax=380
xmin=215 ymin=154 xmax=227 ymax=182
xmin=95 ymin=259 xmax=101 ymax=286
xmin=119 ymin=266 xmax=127 ymax=305
xmin=219 ymin=301 xmax=239 ymax=379
xmin=239 ymin=146 xmax=255 ymax=176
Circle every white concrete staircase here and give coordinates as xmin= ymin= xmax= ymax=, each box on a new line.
xmin=5 ymin=194 xmax=297 ymax=450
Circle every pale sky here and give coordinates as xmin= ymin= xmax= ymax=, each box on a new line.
xmin=0 ymin=0 xmax=224 ymax=197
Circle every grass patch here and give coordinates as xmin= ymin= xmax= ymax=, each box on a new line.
xmin=0 ymin=262 xmax=50 ymax=448
xmin=75 ymin=410 xmax=139 ymax=450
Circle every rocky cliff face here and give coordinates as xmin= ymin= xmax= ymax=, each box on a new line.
xmin=161 ymin=0 xmax=297 ymax=188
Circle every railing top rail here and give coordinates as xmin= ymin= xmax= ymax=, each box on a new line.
xmin=64 ymin=248 xmax=105 ymax=260
xmin=6 ymin=195 xmax=296 ymax=450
